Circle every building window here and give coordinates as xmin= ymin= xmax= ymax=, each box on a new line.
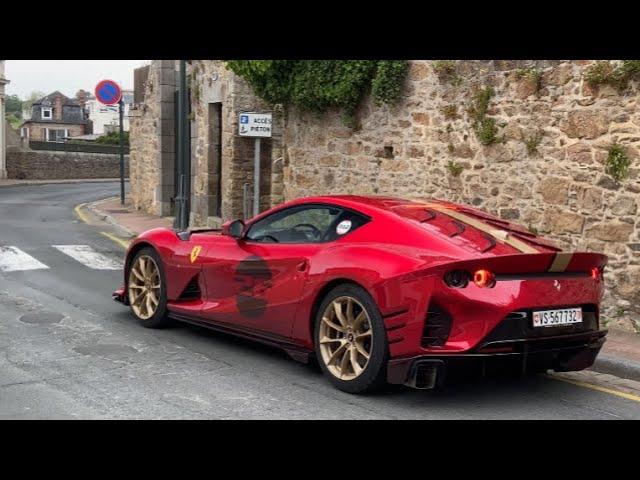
xmin=46 ymin=129 xmax=68 ymax=142
xmin=41 ymin=107 xmax=53 ymax=120
xmin=20 ymin=127 xmax=30 ymax=139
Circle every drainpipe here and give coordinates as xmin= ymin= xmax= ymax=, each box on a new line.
xmin=174 ymin=60 xmax=190 ymax=231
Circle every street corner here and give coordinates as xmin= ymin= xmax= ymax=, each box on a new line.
xmin=75 ymin=197 xmax=136 ymax=249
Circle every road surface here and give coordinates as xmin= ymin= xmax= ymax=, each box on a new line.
xmin=1 ymin=182 xmax=639 ymax=419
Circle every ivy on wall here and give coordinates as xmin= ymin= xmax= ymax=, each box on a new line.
xmin=226 ymin=60 xmax=409 ymax=125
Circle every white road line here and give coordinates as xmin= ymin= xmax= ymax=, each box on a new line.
xmin=0 ymin=246 xmax=50 ymax=272
xmin=52 ymin=245 xmax=123 ymax=270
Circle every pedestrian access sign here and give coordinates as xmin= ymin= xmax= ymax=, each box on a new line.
xmin=95 ymin=79 xmax=122 ymax=106
xmin=238 ymin=112 xmax=272 ymax=137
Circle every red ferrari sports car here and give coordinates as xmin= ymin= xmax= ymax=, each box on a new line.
xmin=113 ymin=195 xmax=607 ymax=393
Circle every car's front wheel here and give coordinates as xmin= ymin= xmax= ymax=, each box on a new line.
xmin=127 ymin=247 xmax=172 ymax=328
xmin=314 ymin=284 xmax=389 ymax=394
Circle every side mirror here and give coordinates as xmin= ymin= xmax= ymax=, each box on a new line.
xmin=222 ymin=219 xmax=245 ymax=239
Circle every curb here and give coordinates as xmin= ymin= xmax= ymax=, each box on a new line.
xmin=0 ymin=178 xmax=127 ymax=188
xmin=84 ymin=198 xmax=138 ymax=238
xmin=591 ymin=354 xmax=640 ymax=383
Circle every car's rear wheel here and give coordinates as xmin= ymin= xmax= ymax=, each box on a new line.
xmin=127 ymin=247 xmax=172 ymax=328
xmin=314 ymin=284 xmax=388 ymax=394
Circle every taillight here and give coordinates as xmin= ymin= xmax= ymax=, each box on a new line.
xmin=473 ymin=269 xmax=496 ymax=288
xmin=591 ymin=267 xmax=603 ymax=280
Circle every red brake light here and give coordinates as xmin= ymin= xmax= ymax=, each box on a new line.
xmin=591 ymin=267 xmax=602 ymax=280
xmin=473 ymin=269 xmax=496 ymax=288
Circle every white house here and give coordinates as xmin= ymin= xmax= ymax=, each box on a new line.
xmin=0 ymin=61 xmax=9 ymax=179
xmin=85 ymin=90 xmax=133 ymax=134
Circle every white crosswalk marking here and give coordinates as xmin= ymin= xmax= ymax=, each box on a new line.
xmin=52 ymin=245 xmax=123 ymax=270
xmin=0 ymin=246 xmax=50 ymax=272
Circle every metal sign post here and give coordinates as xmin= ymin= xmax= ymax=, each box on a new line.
xmin=118 ymin=99 xmax=125 ymax=205
xmin=238 ymin=112 xmax=272 ymax=218
xmin=95 ymin=79 xmax=124 ymax=205
xmin=253 ymin=138 xmax=261 ymax=217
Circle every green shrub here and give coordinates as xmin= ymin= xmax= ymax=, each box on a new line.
xmin=95 ymin=131 xmax=129 ymax=145
xmin=515 ymin=67 xmax=543 ymax=92
xmin=446 ymin=159 xmax=464 ymax=177
xmin=584 ymin=60 xmax=640 ymax=91
xmin=467 ymin=86 xmax=502 ymax=146
xmin=605 ymin=143 xmax=631 ymax=182
xmin=523 ymin=131 xmax=542 ymax=155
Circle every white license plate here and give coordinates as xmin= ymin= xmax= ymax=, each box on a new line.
xmin=532 ymin=308 xmax=582 ymax=327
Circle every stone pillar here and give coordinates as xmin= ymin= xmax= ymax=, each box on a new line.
xmin=155 ymin=60 xmax=176 ymax=216
xmin=0 ymin=61 xmax=9 ymax=179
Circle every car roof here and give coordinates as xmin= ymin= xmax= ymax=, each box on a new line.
xmin=290 ymin=194 xmax=455 ymax=215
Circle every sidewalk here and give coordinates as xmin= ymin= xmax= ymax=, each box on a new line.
xmin=594 ymin=329 xmax=640 ymax=382
xmin=87 ymin=195 xmax=640 ymax=382
xmin=87 ymin=196 xmax=174 ymax=237
xmin=0 ymin=178 xmax=124 ymax=188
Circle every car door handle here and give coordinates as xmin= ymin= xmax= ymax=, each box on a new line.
xmin=296 ymin=260 xmax=309 ymax=272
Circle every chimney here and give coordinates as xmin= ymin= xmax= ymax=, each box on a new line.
xmin=54 ymin=94 xmax=63 ymax=121
xmin=75 ymin=89 xmax=88 ymax=108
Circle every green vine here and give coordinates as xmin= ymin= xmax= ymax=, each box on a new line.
xmin=605 ymin=143 xmax=631 ymax=182
xmin=584 ymin=60 xmax=640 ymax=91
xmin=468 ymin=86 xmax=501 ymax=146
xmin=226 ymin=60 xmax=408 ymax=125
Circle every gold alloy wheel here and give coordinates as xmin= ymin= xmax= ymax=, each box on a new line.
xmin=319 ymin=296 xmax=373 ymax=380
xmin=128 ymin=255 xmax=161 ymax=320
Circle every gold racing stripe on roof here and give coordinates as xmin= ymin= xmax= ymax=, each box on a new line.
xmin=412 ymin=203 xmax=540 ymax=254
xmin=548 ymin=252 xmax=573 ymax=272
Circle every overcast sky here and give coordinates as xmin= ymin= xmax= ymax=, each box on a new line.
xmin=4 ymin=60 xmax=149 ymax=99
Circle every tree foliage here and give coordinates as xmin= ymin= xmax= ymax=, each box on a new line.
xmin=5 ymin=94 xmax=23 ymax=115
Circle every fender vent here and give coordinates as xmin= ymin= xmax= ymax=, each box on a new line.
xmin=421 ymin=304 xmax=453 ymax=348
xmin=178 ymin=276 xmax=201 ymax=300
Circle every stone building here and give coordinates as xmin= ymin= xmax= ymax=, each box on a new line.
xmin=129 ymin=60 xmax=640 ymax=331
xmin=20 ymin=91 xmax=88 ymax=141
xmin=0 ymin=60 xmax=9 ymax=179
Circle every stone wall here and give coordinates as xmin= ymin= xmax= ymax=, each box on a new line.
xmin=128 ymin=60 xmax=175 ymax=216
xmin=6 ymin=149 xmax=128 ymax=179
xmin=282 ymin=60 xmax=640 ymax=331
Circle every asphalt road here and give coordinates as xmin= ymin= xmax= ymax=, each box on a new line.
xmin=1 ymin=182 xmax=639 ymax=419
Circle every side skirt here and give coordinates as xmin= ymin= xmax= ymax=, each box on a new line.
xmin=168 ymin=312 xmax=313 ymax=364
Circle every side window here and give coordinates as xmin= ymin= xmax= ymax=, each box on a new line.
xmin=246 ymin=206 xmax=342 ymax=243
xmin=246 ymin=205 xmax=370 ymax=243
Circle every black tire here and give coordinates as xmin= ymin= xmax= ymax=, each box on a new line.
xmin=126 ymin=247 xmax=173 ymax=328
xmin=314 ymin=284 xmax=389 ymax=394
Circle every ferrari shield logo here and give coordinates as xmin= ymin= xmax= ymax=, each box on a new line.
xmin=190 ymin=245 xmax=202 ymax=263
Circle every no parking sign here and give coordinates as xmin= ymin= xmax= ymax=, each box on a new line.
xmin=94 ymin=79 xmax=122 ymax=105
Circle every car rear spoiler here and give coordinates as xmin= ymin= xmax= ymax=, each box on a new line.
xmin=442 ymin=252 xmax=607 ymax=276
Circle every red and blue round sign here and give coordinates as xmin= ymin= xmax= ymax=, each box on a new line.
xmin=95 ymin=79 xmax=122 ymax=105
